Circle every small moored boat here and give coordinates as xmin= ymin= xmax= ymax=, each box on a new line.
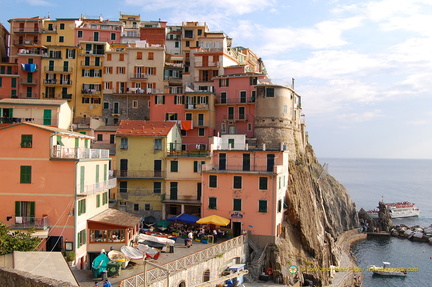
xmin=369 ymin=262 xmax=407 ymax=277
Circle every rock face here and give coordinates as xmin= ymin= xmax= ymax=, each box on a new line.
xmin=265 ymin=144 xmax=359 ymax=286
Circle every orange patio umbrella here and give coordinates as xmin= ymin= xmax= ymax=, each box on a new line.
xmin=196 ymin=215 xmax=230 ymax=226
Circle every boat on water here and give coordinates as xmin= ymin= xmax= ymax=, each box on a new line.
xmin=369 ymin=262 xmax=407 ymax=277
xmin=367 ymin=201 xmax=420 ymax=218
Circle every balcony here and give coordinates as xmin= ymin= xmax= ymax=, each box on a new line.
xmin=12 ymin=27 xmax=43 ymax=33
xmin=17 ymin=92 xmax=39 ymax=99
xmin=185 ymin=103 xmax=209 ymax=110
xmin=82 ymin=89 xmax=102 ymax=96
xmin=77 ymin=178 xmax=117 ymax=197
xmin=0 ymin=117 xmax=59 ymax=126
xmin=19 ymin=80 xmax=38 ymax=85
xmin=61 ymin=94 xmax=73 ymax=100
xmin=168 ymin=150 xmax=209 ymax=157
xmin=202 ymin=163 xmax=279 ymax=174
xmin=215 ymin=97 xmax=255 ymax=104
xmin=161 ymin=194 xmax=201 ymax=203
xmin=8 ymin=216 xmax=49 ymax=230
xmin=44 ymin=66 xmax=73 ymax=73
xmin=81 ymin=60 xmax=104 ymax=67
xmin=113 ymin=170 xmax=166 ymax=179
xmin=129 ymin=73 xmax=148 ymax=79
xmin=51 ymin=146 xmax=110 ymax=160
xmin=44 ymin=79 xmax=73 ymax=86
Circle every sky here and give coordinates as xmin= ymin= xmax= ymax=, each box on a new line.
xmin=1 ymin=0 xmax=432 ymax=159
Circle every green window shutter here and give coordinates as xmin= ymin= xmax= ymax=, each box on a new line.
xmin=85 ymin=139 xmax=89 ymax=148
xmin=80 ymin=166 xmax=85 ymax=193
xmin=83 ymin=199 xmax=86 ymax=213
xmin=56 ymin=135 xmax=64 ymax=146
xmin=78 ymin=200 xmax=82 ymax=216
xmin=193 ymin=161 xmax=198 ymax=172
xmin=259 ymin=177 xmax=268 ymax=190
xmin=21 ymin=135 xmax=33 ymax=148
xmin=209 ymin=197 xmax=217 ymax=209
xmin=233 ymin=199 xmax=241 ymax=211
xmin=77 ymin=231 xmax=81 ymax=246
xmin=171 ymin=161 xmax=178 ymax=172
xmin=20 ymin=166 xmax=31 ymax=183
xmin=209 ymin=175 xmax=217 ymax=188
xmin=84 ymin=230 xmax=87 ymax=244
xmin=96 ymin=165 xmax=100 ymax=183
xmin=97 ymin=194 xmax=101 ymax=207
xmin=103 ymin=192 xmax=108 ymax=204
xmin=30 ymin=202 xmax=35 ymax=217
xmin=259 ymin=200 xmax=268 ymax=213
xmin=15 ymin=201 xmax=20 ymax=216
xmin=75 ymin=138 xmax=79 ymax=147
xmin=233 ymin=176 xmax=242 ymax=189
xmin=104 ymin=164 xmax=107 ymax=181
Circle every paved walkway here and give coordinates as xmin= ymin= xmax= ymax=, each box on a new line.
xmin=72 ymin=238 xmax=224 ymax=287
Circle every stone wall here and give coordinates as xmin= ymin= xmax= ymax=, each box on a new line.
xmin=0 ymin=267 xmax=76 ymax=287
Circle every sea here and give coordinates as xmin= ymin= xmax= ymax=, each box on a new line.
xmin=320 ymin=158 xmax=432 ymax=287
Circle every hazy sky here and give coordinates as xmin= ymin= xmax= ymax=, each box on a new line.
xmin=2 ymin=0 xmax=432 ymax=159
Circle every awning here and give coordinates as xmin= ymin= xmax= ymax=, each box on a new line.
xmin=167 ymin=213 xmax=200 ymax=224
xmin=196 ymin=215 xmax=230 ymax=226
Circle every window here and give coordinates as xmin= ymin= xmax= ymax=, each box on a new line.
xmin=220 ymin=92 xmax=227 ymax=103
xmin=119 ymin=54 xmax=124 ymax=61
xmin=96 ymin=194 xmax=101 ymax=207
xmin=120 ymin=138 xmax=128 ymax=149
xmin=219 ymin=78 xmax=229 ymax=87
xmin=132 ymin=100 xmax=138 ymax=108
xmin=103 ymin=102 xmax=109 ymax=109
xmin=155 ymin=95 xmax=165 ymax=104
xmin=59 ymin=23 xmax=65 ymax=30
xmin=148 ymin=52 xmax=154 ymax=60
xmin=209 ymin=175 xmax=217 ymax=188
xmin=97 ymin=134 xmax=103 ymax=141
xmin=209 ymin=197 xmax=217 ymax=209
xmin=233 ymin=198 xmax=242 ymax=211
xmin=198 ymin=128 xmax=205 ymax=137
xmin=259 ymin=200 xmax=268 ymax=213
xmin=111 ymin=33 xmax=116 ymax=41
xmin=103 ymin=192 xmax=108 ymax=205
xmin=46 ymin=35 xmax=51 ymax=42
xmin=154 ymin=138 xmax=162 ymax=150
xmin=77 ymin=30 xmax=83 ymax=38
xmin=266 ymin=88 xmax=275 ymax=97
xmin=193 ymin=161 xmax=205 ymax=172
xmin=59 ymin=36 xmax=64 ymax=43
xmin=78 ymin=198 xmax=86 ymax=215
xmin=170 ymin=161 xmax=178 ymax=172
xmin=110 ymin=135 xmax=115 ymax=144
xmin=21 ymin=134 xmax=32 ymax=148
xmin=233 ymin=176 xmax=242 ymax=189
xmin=20 ymin=166 xmax=32 ymax=183
xmin=170 ymin=182 xmax=178 ymax=200
xmin=145 ymin=204 xmax=151 ymax=211
xmin=278 ymin=199 xmax=282 ymax=213
xmin=119 ymin=181 xmax=127 ymax=193
xmin=154 ymin=182 xmax=162 ymax=194
xmin=78 ymin=229 xmax=86 ymax=247
xmin=259 ymin=177 xmax=268 ymax=190
xmin=137 ymin=52 xmax=142 ymax=59
xmin=134 ymin=204 xmax=139 ymax=211
xmin=240 ymin=91 xmax=247 ymax=103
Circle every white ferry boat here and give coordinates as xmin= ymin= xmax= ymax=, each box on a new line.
xmin=366 ymin=201 xmax=420 ymax=219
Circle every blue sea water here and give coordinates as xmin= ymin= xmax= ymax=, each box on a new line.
xmin=320 ymin=158 xmax=432 ymax=287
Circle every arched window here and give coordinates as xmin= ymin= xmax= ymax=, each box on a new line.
xmin=178 ymin=280 xmax=186 ymax=287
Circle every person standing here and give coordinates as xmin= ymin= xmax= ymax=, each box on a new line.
xmin=187 ymin=230 xmax=193 ymax=247
xmin=103 ymin=279 xmax=112 ymax=287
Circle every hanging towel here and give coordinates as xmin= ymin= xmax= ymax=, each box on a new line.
xmin=181 ymin=120 xmax=193 ymax=131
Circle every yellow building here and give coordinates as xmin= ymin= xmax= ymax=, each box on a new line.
xmin=40 ymin=18 xmax=80 ymax=105
xmin=115 ymin=120 xmax=181 ymax=220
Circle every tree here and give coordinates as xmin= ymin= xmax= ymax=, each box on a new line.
xmin=0 ymin=222 xmax=42 ymax=255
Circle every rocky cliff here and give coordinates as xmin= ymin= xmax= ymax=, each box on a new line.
xmin=264 ymin=143 xmax=359 ymax=286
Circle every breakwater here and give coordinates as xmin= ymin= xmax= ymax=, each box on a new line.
xmin=390 ymin=224 xmax=432 ymax=244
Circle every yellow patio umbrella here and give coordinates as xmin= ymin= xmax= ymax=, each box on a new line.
xmin=196 ymin=215 xmax=230 ymax=226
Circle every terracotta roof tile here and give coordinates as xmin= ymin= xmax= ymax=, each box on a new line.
xmin=116 ymin=120 xmax=176 ymax=136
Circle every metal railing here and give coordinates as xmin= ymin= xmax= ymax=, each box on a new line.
xmin=9 ymin=216 xmax=49 ymax=230
xmin=77 ymin=178 xmax=117 ymax=196
xmin=120 ymin=235 xmax=245 ymax=287
xmin=51 ymin=146 xmax=110 ymax=159
xmin=202 ymin=163 xmax=277 ymax=173
xmin=0 ymin=117 xmax=59 ymax=125
xmin=44 ymin=66 xmax=73 ymax=72
xmin=113 ymin=170 xmax=166 ymax=179
xmin=167 ymin=150 xmax=209 ymax=157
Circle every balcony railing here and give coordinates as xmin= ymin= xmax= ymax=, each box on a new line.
xmin=12 ymin=28 xmax=43 ymax=33
xmin=129 ymin=73 xmax=148 ymax=79
xmin=81 ymin=61 xmax=104 ymax=67
xmin=0 ymin=117 xmax=59 ymax=126
xmin=51 ymin=146 xmax=110 ymax=159
xmin=44 ymin=66 xmax=73 ymax=73
xmin=44 ymin=79 xmax=73 ymax=86
xmin=77 ymin=178 xmax=117 ymax=196
xmin=17 ymin=93 xmax=39 ymax=99
xmin=167 ymin=150 xmax=209 ymax=157
xmin=215 ymin=97 xmax=255 ymax=104
xmin=202 ymin=163 xmax=278 ymax=173
xmin=161 ymin=194 xmax=201 ymax=202
xmin=8 ymin=216 xmax=49 ymax=230
xmin=113 ymin=170 xmax=166 ymax=179
xmin=185 ymin=103 xmax=210 ymax=110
